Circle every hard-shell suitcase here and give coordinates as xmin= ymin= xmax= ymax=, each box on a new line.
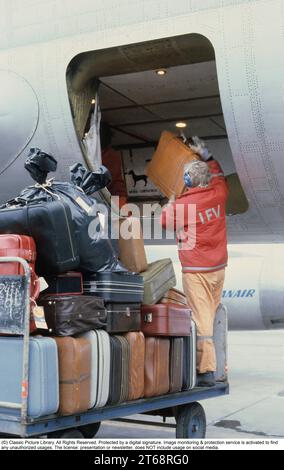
xmin=54 ymin=336 xmax=91 ymax=416
xmin=106 ymin=303 xmax=141 ymax=333
xmin=141 ymin=259 xmax=176 ymax=305
xmin=116 ymin=335 xmax=130 ymax=403
xmin=108 ymin=335 xmax=123 ymax=405
xmin=38 ymin=295 xmax=107 ymax=336
xmin=94 ymin=330 xmax=111 ymax=408
xmin=0 ymin=234 xmax=39 ymax=297
xmin=78 ymin=331 xmax=98 ymax=409
xmin=169 ymin=337 xmax=183 ymax=393
xmin=41 ymin=272 xmax=83 ymax=297
xmin=146 ymin=131 xmax=200 ymax=198
xmin=144 ymin=337 xmax=170 ymax=398
xmin=0 ymin=336 xmax=59 ymax=418
xmin=160 ymin=288 xmax=188 ymax=307
xmin=214 ymin=303 xmax=228 ymax=382
xmin=124 ymin=332 xmax=145 ymax=400
xmin=83 ymin=272 xmax=144 ymax=303
xmin=0 ymin=235 xmax=40 ymax=334
xmin=141 ymin=303 xmax=191 ymax=336
xmin=182 ymin=320 xmax=197 ymax=390
xmin=0 ymin=201 xmax=79 ymax=275
xmin=118 ymin=217 xmax=148 ymax=273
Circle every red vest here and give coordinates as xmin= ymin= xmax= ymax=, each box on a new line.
xmin=160 ymin=160 xmax=228 ymax=273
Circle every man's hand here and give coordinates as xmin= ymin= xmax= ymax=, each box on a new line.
xmin=190 ymin=136 xmax=213 ymax=161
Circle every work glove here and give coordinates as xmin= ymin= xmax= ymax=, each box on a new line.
xmin=189 ymin=136 xmax=213 ymax=161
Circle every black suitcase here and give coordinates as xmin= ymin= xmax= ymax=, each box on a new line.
xmin=108 ymin=336 xmax=123 ymax=405
xmin=83 ymin=272 xmax=144 ymax=303
xmin=106 ymin=303 xmax=141 ymax=333
xmin=41 ymin=272 xmax=83 ymax=297
xmin=0 ymin=201 xmax=79 ymax=275
xmin=108 ymin=335 xmax=130 ymax=405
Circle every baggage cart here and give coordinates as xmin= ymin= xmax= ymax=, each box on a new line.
xmin=0 ymin=257 xmax=229 ymax=439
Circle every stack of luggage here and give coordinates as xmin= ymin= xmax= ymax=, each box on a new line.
xmin=0 ymin=146 xmax=226 ymax=419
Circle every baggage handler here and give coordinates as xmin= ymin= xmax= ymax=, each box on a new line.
xmin=160 ymin=137 xmax=228 ymax=387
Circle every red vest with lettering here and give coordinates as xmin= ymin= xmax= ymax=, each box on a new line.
xmin=160 ymin=160 xmax=229 ymax=273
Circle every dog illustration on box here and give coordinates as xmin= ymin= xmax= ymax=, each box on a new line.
xmin=126 ymin=170 xmax=148 ymax=187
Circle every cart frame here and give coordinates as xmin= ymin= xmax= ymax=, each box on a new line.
xmin=0 ymin=256 xmax=229 ymax=438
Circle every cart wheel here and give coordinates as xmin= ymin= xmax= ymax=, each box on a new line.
xmin=48 ymin=428 xmax=84 ymax=438
xmin=78 ymin=422 xmax=101 ymax=438
xmin=176 ymin=402 xmax=206 ymax=438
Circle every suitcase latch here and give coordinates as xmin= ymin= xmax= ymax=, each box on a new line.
xmin=126 ymin=307 xmax=131 ymax=317
xmin=144 ymin=313 xmax=152 ymax=323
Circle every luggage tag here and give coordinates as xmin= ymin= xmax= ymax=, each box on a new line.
xmin=39 ymin=277 xmax=49 ymax=292
xmin=31 ymin=300 xmax=48 ymax=330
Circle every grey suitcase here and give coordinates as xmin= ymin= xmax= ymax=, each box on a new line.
xmin=182 ymin=320 xmax=197 ymax=390
xmin=141 ymin=259 xmax=176 ymax=304
xmin=0 ymin=336 xmax=59 ymax=418
xmin=94 ymin=330 xmax=111 ymax=408
xmin=214 ymin=303 xmax=228 ymax=382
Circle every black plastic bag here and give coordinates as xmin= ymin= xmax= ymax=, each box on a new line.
xmin=25 ymin=148 xmax=58 ymax=184
xmin=70 ymin=163 xmax=112 ymax=195
xmin=2 ymin=151 xmax=126 ymax=274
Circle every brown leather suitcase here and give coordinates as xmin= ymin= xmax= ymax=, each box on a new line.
xmin=124 ymin=332 xmax=145 ymax=400
xmin=144 ymin=337 xmax=170 ymax=397
xmin=169 ymin=338 xmax=183 ymax=393
xmin=160 ymin=288 xmax=188 ymax=307
xmin=54 ymin=336 xmax=91 ymax=416
xmin=141 ymin=303 xmax=191 ymax=336
xmin=118 ymin=217 xmax=148 ymax=273
xmin=39 ymin=295 xmax=107 ymax=336
xmin=146 ymin=131 xmax=200 ymax=198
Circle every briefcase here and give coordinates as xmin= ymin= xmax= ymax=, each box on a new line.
xmin=146 ymin=131 xmax=199 ymax=198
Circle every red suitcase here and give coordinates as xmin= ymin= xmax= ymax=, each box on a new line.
xmin=141 ymin=303 xmax=191 ymax=337
xmin=0 ymin=235 xmax=40 ymax=332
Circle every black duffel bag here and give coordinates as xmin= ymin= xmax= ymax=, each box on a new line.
xmin=0 ymin=150 xmax=126 ymax=274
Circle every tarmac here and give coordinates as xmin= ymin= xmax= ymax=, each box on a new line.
xmin=96 ymin=329 xmax=284 ymax=439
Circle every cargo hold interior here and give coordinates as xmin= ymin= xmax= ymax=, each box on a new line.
xmin=66 ymin=33 xmax=249 ymax=221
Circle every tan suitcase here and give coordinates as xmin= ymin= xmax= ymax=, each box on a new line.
xmin=160 ymin=288 xmax=189 ymax=307
xmin=144 ymin=337 xmax=170 ymax=398
xmin=146 ymin=131 xmax=200 ymax=198
xmin=55 ymin=336 xmax=91 ymax=416
xmin=124 ymin=332 xmax=145 ymax=400
xmin=118 ymin=217 xmax=148 ymax=273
